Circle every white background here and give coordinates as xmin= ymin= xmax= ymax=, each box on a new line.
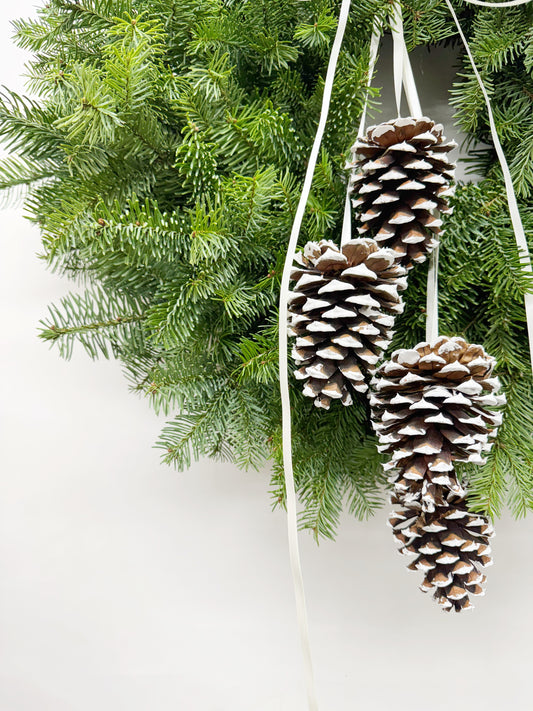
xmin=1 ymin=3 xmax=532 ymax=710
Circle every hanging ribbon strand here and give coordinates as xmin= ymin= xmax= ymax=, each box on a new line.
xmin=390 ymin=1 xmax=405 ymax=117
xmin=390 ymin=1 xmax=441 ymax=343
xmin=341 ymin=19 xmax=383 ymax=246
xmin=445 ymin=0 xmax=533 ymax=372
xmin=278 ymin=1 xmax=353 ymax=709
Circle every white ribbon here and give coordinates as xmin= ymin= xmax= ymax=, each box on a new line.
xmin=278 ymin=2 xmax=352 ymax=709
xmin=357 ymin=23 xmax=383 ymax=141
xmin=341 ymin=20 xmax=383 ymax=246
xmin=445 ymin=0 xmax=533 ymax=372
xmin=390 ymin=2 xmax=441 ymax=343
xmin=390 ymin=2 xmax=405 ymax=117
xmin=426 ymin=248 xmax=441 ymax=343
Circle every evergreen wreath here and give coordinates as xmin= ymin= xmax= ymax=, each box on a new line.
xmin=2 ymin=0 xmax=532 ymax=541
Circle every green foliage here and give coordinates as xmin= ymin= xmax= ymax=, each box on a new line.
xmin=294 ymin=10 xmax=338 ymax=51
xmin=157 ymin=382 xmax=272 ymax=471
xmin=2 ymin=0 xmax=533 ymax=539
xmin=39 ymin=284 xmax=146 ymax=359
xmin=270 ymin=395 xmax=386 ymax=541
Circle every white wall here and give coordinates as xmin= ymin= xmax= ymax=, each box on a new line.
xmin=1 ymin=5 xmax=531 ymax=710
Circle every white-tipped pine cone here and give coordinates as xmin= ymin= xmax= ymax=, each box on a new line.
xmin=289 ymin=238 xmax=407 ymax=409
xmin=370 ymin=336 xmax=505 ymax=612
xmin=390 ymin=492 xmax=493 ymax=612
xmin=348 ymin=117 xmax=456 ymax=268
xmin=370 ymin=336 xmax=505 ymax=509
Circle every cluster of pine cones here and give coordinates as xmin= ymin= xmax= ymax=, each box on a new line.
xmin=288 ymin=117 xmax=505 ymax=612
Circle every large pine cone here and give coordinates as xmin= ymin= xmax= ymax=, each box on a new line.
xmin=348 ymin=117 xmax=456 ymax=268
xmin=390 ymin=491 xmax=493 ymax=612
xmin=369 ymin=336 xmax=505 ymax=510
xmin=289 ymin=238 xmax=407 ymax=409
xmin=370 ymin=336 xmax=505 ymax=611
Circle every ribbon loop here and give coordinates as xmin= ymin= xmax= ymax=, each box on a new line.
xmin=278 ymin=2 xmax=353 ymax=709
xmin=390 ymin=2 xmax=440 ymax=343
xmin=390 ymin=1 xmax=405 ymax=117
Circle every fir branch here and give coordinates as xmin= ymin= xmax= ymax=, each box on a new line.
xmin=157 ymin=394 xmax=233 ymax=470
xmin=39 ymin=286 xmax=146 ymax=359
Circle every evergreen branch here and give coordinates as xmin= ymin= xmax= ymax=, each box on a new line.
xmin=236 ymin=330 xmax=278 ymax=385
xmin=0 ymin=155 xmax=59 ymax=206
xmin=299 ymin=463 xmax=344 ymax=542
xmin=157 ymin=387 xmax=235 ymax=470
xmin=39 ymin=286 xmax=146 ymax=359
xmin=294 ymin=10 xmax=337 ymax=51
xmin=0 ymin=90 xmax=66 ymax=160
xmin=41 ymin=313 xmax=143 ymax=341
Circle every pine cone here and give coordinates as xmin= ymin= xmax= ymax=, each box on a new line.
xmin=370 ymin=336 xmax=505 ymax=611
xmin=348 ymin=117 xmax=456 ymax=268
xmin=289 ymin=238 xmax=407 ymax=409
xmin=369 ymin=336 xmax=505 ymax=509
xmin=390 ymin=491 xmax=493 ymax=612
